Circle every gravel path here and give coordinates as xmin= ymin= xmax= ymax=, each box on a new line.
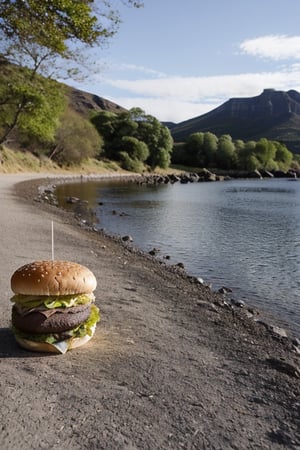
xmin=0 ymin=173 xmax=299 ymax=450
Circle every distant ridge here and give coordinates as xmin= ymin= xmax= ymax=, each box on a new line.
xmin=66 ymin=85 xmax=127 ymax=117
xmin=170 ymin=89 xmax=300 ymax=153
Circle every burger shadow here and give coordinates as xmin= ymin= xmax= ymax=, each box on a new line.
xmin=0 ymin=328 xmax=51 ymax=358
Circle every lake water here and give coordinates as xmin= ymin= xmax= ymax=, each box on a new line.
xmin=56 ymin=178 xmax=300 ymax=339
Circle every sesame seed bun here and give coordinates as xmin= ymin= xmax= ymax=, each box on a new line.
xmin=11 ymin=260 xmax=97 ymax=296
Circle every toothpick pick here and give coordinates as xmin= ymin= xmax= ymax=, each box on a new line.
xmin=51 ymin=220 xmax=54 ymax=261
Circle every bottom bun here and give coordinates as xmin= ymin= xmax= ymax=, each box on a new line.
xmin=14 ymin=326 xmax=96 ymax=355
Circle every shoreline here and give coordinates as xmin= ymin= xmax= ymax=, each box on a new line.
xmin=1 ymin=172 xmax=300 ymax=449
xmin=14 ymin=171 xmax=300 ymax=350
xmin=31 ymin=173 xmax=300 ymax=342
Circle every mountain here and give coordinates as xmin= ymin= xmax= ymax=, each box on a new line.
xmin=66 ymin=85 xmax=127 ymax=117
xmin=170 ymin=89 xmax=300 ymax=153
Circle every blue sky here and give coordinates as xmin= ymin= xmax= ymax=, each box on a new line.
xmin=68 ymin=0 xmax=300 ymax=123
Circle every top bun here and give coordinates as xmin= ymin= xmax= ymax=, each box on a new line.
xmin=11 ymin=260 xmax=97 ymax=296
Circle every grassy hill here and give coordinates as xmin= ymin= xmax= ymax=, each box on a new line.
xmin=66 ymin=85 xmax=126 ymax=118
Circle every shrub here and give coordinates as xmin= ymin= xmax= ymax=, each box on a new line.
xmin=52 ymin=109 xmax=103 ymax=165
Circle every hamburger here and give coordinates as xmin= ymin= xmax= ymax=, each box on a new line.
xmin=10 ymin=260 xmax=100 ymax=354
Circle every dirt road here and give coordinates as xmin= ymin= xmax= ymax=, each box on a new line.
xmin=0 ymin=174 xmax=299 ymax=450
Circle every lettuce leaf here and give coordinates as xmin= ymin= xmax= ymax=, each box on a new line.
xmin=10 ymin=293 xmax=95 ymax=309
xmin=65 ymin=304 xmax=100 ymax=339
xmin=12 ymin=304 xmax=100 ymax=344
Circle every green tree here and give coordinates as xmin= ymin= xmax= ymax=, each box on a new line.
xmin=133 ymin=109 xmax=173 ymax=169
xmin=90 ymin=111 xmax=119 ymax=142
xmin=291 ymin=154 xmax=300 ymax=170
xmin=0 ymin=64 xmax=65 ymax=145
xmin=273 ymin=141 xmax=293 ymax=171
xmin=52 ymin=109 xmax=103 ymax=165
xmin=0 ymin=1 xmax=143 ymax=75
xmin=234 ymin=139 xmax=245 ymax=153
xmin=118 ymin=151 xmax=145 ymax=173
xmin=236 ymin=140 xmax=258 ymax=170
xmin=120 ymin=136 xmax=149 ymax=162
xmin=0 ymin=1 xmax=143 ymax=143
xmin=91 ymin=110 xmax=139 ymax=159
xmin=171 ymin=143 xmax=186 ymax=165
xmin=92 ymin=107 xmax=173 ymax=171
xmin=181 ymin=131 xmax=219 ymax=168
xmin=118 ymin=136 xmax=149 ymax=173
xmin=216 ymin=134 xmax=236 ymax=169
xmin=185 ymin=132 xmax=204 ymax=166
xmin=254 ymin=138 xmax=276 ymax=169
xmin=203 ymin=132 xmax=218 ymax=166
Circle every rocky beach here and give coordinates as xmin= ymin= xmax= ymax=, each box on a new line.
xmin=0 ymin=173 xmax=299 ymax=450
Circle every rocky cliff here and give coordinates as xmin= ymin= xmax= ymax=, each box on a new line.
xmin=170 ymin=89 xmax=300 ymax=153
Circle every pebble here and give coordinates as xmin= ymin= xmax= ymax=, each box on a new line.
xmin=122 ymin=235 xmax=133 ymax=242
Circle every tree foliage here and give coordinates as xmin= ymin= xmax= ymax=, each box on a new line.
xmin=52 ymin=109 xmax=103 ymax=165
xmin=91 ymin=107 xmax=173 ymax=171
xmin=0 ymin=1 xmax=143 ymax=75
xmin=215 ymin=134 xmax=236 ymax=169
xmin=0 ymin=0 xmax=143 ymax=148
xmin=0 ymin=63 xmax=65 ymax=145
xmin=178 ymin=130 xmax=294 ymax=172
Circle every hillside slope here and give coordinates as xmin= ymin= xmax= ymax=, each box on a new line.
xmin=66 ymin=85 xmax=127 ymax=117
xmin=170 ymin=89 xmax=300 ymax=153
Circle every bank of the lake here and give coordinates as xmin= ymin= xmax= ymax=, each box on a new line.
xmin=53 ymin=176 xmax=300 ymax=341
xmin=2 ymin=173 xmax=298 ymax=450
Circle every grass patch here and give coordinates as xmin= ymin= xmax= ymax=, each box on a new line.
xmin=0 ymin=146 xmax=60 ymax=173
xmin=78 ymin=158 xmax=123 ymax=173
xmin=170 ymin=164 xmax=204 ymax=172
xmin=0 ymin=146 xmax=132 ymax=175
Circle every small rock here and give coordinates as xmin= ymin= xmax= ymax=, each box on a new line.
xmin=122 ymin=235 xmax=133 ymax=242
xmin=293 ymin=346 xmax=300 ymax=355
xmin=230 ymin=299 xmax=246 ymax=308
xmin=196 ymin=301 xmax=218 ymax=312
xmin=149 ymin=248 xmax=159 ymax=256
xmin=66 ymin=196 xmax=80 ymax=204
xmin=218 ymin=286 xmax=233 ymax=294
xmin=270 ymin=326 xmax=288 ymax=338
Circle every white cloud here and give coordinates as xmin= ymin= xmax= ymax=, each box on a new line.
xmin=104 ymin=96 xmax=216 ymax=123
xmin=112 ymin=63 xmax=166 ymax=77
xmin=104 ymin=73 xmax=262 ymax=100
xmin=240 ymin=35 xmax=300 ymax=60
xmin=99 ymin=68 xmax=300 ymax=121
